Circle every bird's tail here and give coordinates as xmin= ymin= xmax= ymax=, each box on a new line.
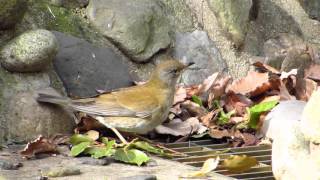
xmin=37 ymin=92 xmax=70 ymax=106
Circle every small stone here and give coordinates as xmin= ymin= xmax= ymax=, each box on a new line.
xmin=79 ymin=157 xmax=113 ymax=166
xmin=0 ymin=29 xmax=58 ymax=73
xmin=145 ymin=159 xmax=158 ymax=167
xmin=118 ymin=175 xmax=157 ymax=180
xmin=0 ymin=159 xmax=21 ymax=170
xmin=44 ymin=166 xmax=81 ymax=177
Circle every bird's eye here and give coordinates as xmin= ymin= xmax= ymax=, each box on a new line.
xmin=171 ymin=69 xmax=178 ymax=73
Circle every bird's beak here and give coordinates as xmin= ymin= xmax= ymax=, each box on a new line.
xmin=183 ymin=62 xmax=195 ymax=69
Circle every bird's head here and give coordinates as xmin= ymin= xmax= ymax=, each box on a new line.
xmin=150 ymin=60 xmax=194 ymax=87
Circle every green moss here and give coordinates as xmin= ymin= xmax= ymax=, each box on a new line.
xmin=17 ymin=1 xmax=93 ymax=39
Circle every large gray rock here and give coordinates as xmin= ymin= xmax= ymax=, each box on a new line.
xmin=172 ymin=30 xmax=227 ymax=85
xmin=263 ymin=33 xmax=305 ymax=69
xmin=0 ymin=68 xmax=74 ymax=143
xmin=160 ymin=0 xmax=195 ymax=32
xmin=206 ymin=0 xmax=252 ymax=48
xmin=298 ymin=0 xmax=320 ymax=21
xmin=49 ymin=0 xmax=89 ymax=8
xmin=0 ymin=0 xmax=28 ymax=30
xmin=86 ymin=0 xmax=171 ymax=62
xmin=262 ymin=33 xmax=314 ymax=77
xmin=53 ymin=31 xmax=133 ymax=98
xmin=0 ymin=29 xmax=58 ymax=73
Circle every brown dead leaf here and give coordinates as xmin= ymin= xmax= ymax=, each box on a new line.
xmin=222 ymin=92 xmax=253 ymax=116
xmin=200 ymin=110 xmax=219 ymax=127
xmin=173 ymin=85 xmax=187 ymax=105
xmin=279 ymin=82 xmax=296 ymax=100
xmin=295 ymin=78 xmax=318 ymax=101
xmin=20 ymin=135 xmax=58 ymax=158
xmin=226 ymin=71 xmax=271 ymax=97
xmin=208 ymin=74 xmax=232 ymax=108
xmin=229 ymin=116 xmax=245 ymax=124
xmin=209 ymin=128 xmax=232 ymax=139
xmin=185 ymin=72 xmax=223 ymax=98
xmin=252 ymin=61 xmax=280 ymax=74
xmin=305 ymin=64 xmax=320 ymax=83
xmin=198 ymin=72 xmax=220 ymax=94
xmin=75 ymin=116 xmax=105 ymax=133
xmin=155 ymin=117 xmax=207 ymax=136
xmin=186 ymin=85 xmax=201 ymax=98
xmin=170 ymin=104 xmax=182 ymax=115
xmin=181 ymin=100 xmax=207 ymax=117
xmin=238 ymin=132 xmax=258 ymax=146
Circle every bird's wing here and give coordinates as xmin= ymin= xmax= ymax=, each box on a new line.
xmin=70 ymin=86 xmax=160 ymax=118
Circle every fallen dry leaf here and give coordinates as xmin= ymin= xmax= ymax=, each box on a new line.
xmin=155 ymin=117 xmax=207 ymax=136
xmin=20 ymin=135 xmax=58 ymax=158
xmin=185 ymin=72 xmax=222 ymax=98
xmin=229 ymin=116 xmax=245 ymax=124
xmin=85 ymin=130 xmax=99 ymax=141
xmin=180 ymin=100 xmax=207 ymax=117
xmin=252 ymin=61 xmax=280 ymax=74
xmin=209 ymin=128 xmax=232 ymax=139
xmin=75 ymin=116 xmax=104 ymax=133
xmin=280 ymin=69 xmax=297 ymax=81
xmin=198 ymin=72 xmax=220 ymax=94
xmin=208 ymin=74 xmax=232 ymax=108
xmin=222 ymin=155 xmax=258 ymax=173
xmin=200 ymin=110 xmax=219 ymax=127
xmin=222 ymin=92 xmax=252 ymax=116
xmin=173 ymin=85 xmax=187 ymax=105
xmin=186 ymin=85 xmax=201 ymax=98
xmin=226 ymin=71 xmax=271 ymax=97
xmin=295 ymin=78 xmax=318 ymax=101
xmin=235 ymin=132 xmax=259 ymax=146
xmin=305 ymin=64 xmax=320 ymax=83
xmin=184 ymin=157 xmax=220 ymax=178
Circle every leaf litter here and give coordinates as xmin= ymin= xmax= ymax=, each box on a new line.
xmin=21 ymin=61 xmax=319 ymax=169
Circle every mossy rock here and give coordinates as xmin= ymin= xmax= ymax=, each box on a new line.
xmin=16 ymin=0 xmax=107 ymax=47
xmin=0 ymin=0 xmax=28 ymax=30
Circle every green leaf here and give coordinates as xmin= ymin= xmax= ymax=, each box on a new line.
xmin=217 ymin=109 xmax=235 ymax=125
xmin=70 ymin=134 xmax=93 ymax=145
xmin=114 ymin=148 xmax=150 ymax=166
xmin=248 ymin=100 xmax=278 ymax=129
xmin=70 ymin=141 xmax=91 ymax=157
xmin=191 ymin=95 xmax=203 ymax=106
xmin=106 ymin=140 xmax=115 ymax=149
xmin=84 ymin=147 xmax=112 ymax=158
xmin=84 ymin=140 xmax=116 ymax=158
xmin=192 ymin=131 xmax=209 ymax=138
xmin=100 ymin=137 xmax=109 ymax=145
xmin=133 ymin=141 xmax=164 ymax=155
xmin=223 ymin=155 xmax=258 ymax=173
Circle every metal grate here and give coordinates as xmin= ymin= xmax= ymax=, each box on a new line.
xmin=165 ymin=139 xmax=274 ymax=180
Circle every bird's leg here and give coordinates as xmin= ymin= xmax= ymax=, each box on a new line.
xmin=110 ymin=127 xmax=128 ymax=144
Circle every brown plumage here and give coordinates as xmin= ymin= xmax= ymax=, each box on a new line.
xmin=37 ymin=60 xmax=191 ymax=134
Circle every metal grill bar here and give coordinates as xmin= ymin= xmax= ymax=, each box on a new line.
xmin=165 ymin=140 xmax=274 ymax=179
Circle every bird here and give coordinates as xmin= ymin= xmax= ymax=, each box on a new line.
xmin=37 ymin=59 xmax=193 ymax=143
